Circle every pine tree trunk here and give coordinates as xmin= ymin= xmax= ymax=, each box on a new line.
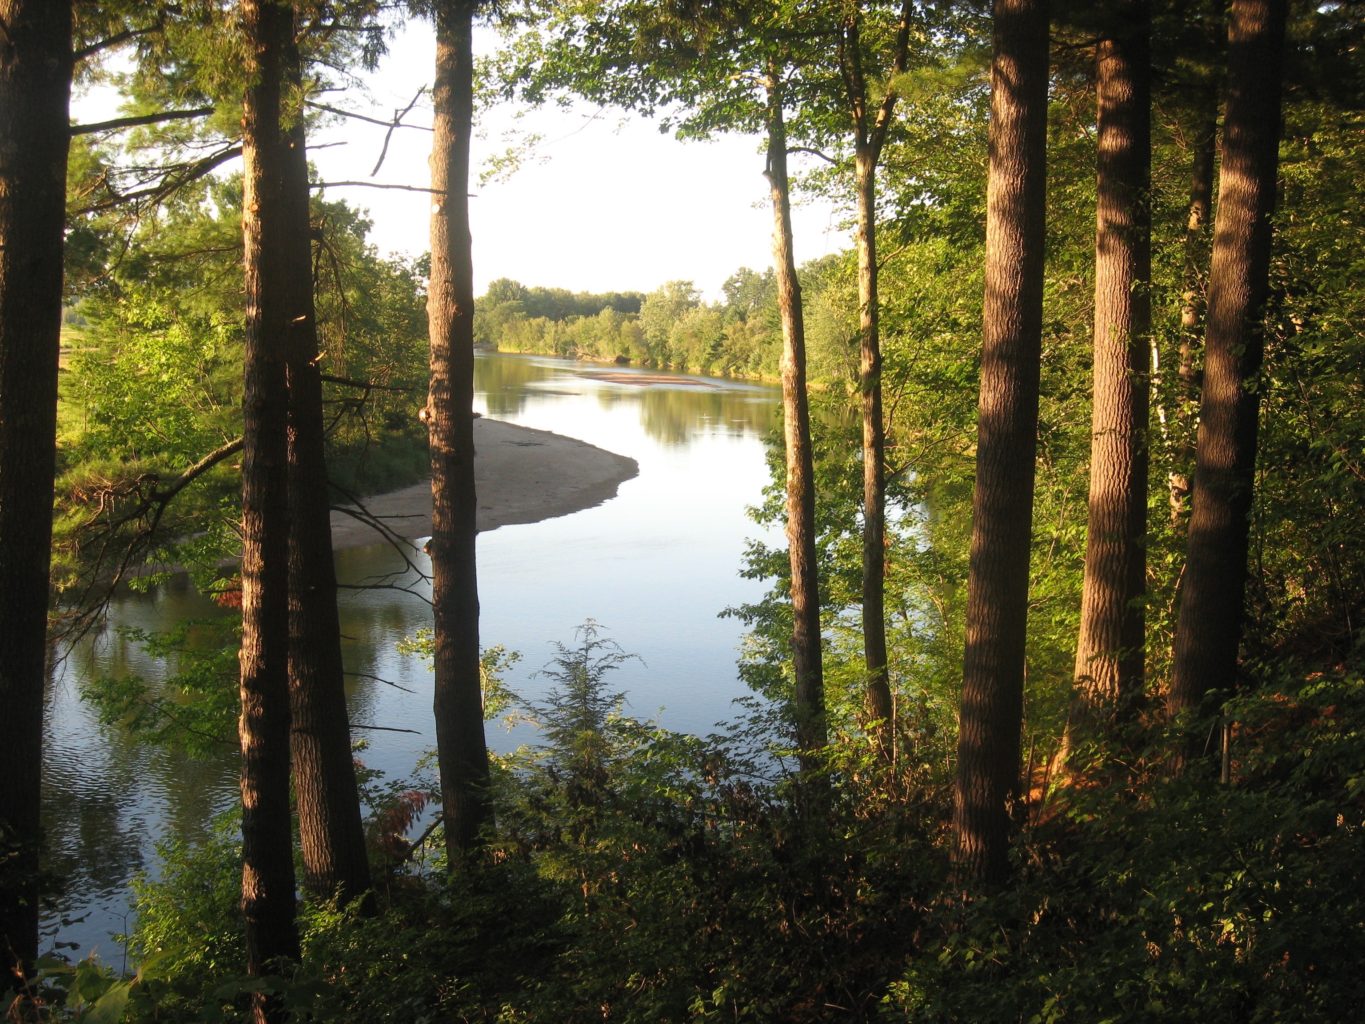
xmin=276 ymin=41 xmax=372 ymax=905
xmin=428 ymin=0 xmax=493 ymax=859
xmin=1073 ymin=1 xmax=1151 ymax=730
xmin=1169 ymin=0 xmax=1287 ymax=767
xmin=0 ymin=0 xmax=71 ymax=984
xmin=855 ymin=148 xmax=894 ymax=750
xmin=953 ymin=0 xmax=1049 ymax=887
xmin=764 ymin=72 xmax=827 ymax=770
xmin=239 ymin=0 xmax=301 ymax=1003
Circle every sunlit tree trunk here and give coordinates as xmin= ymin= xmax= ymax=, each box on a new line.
xmin=428 ymin=0 xmax=493 ymax=858
xmin=854 ymin=149 xmax=892 ymax=745
xmin=239 ymin=0 xmax=300 ymax=1008
xmin=1073 ymin=0 xmax=1151 ymax=731
xmin=764 ymin=70 xmax=827 ymax=773
xmin=1169 ymin=0 xmax=1288 ymax=769
xmin=0 ymin=0 xmax=72 ymax=985
xmin=841 ymin=1 xmax=915 ymax=759
xmin=276 ymin=26 xmax=372 ymax=905
xmin=953 ymin=0 xmax=1049 ymax=887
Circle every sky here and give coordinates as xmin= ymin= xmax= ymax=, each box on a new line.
xmin=308 ymin=20 xmax=847 ymax=300
xmin=74 ymin=17 xmax=848 ymax=303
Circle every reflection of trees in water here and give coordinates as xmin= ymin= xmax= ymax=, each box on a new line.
xmin=336 ymin=577 xmax=432 ymax=730
xmin=625 ymin=386 xmax=779 ymax=446
xmin=475 ymin=351 xmax=564 ymax=418
xmin=476 ymin=351 xmax=780 ymax=445
xmin=42 ymin=639 xmax=236 ymax=942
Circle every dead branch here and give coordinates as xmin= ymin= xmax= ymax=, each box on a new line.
xmin=73 ymin=144 xmax=243 ymax=217
xmin=311 ymin=180 xmax=446 ymax=195
xmin=369 ymin=87 xmax=428 ymax=177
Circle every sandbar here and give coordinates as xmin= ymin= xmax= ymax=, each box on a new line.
xmin=329 ymin=418 xmax=638 ymax=550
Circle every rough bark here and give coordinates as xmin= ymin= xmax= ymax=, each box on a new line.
xmin=1073 ymin=1 xmax=1151 ymax=730
xmin=276 ymin=24 xmax=372 ymax=904
xmin=0 ymin=0 xmax=72 ymax=984
xmin=428 ymin=0 xmax=493 ymax=859
xmin=239 ymin=0 xmax=300 ymax=1003
xmin=854 ymin=149 xmax=893 ymax=743
xmin=1169 ymin=0 xmax=1287 ymax=767
xmin=953 ymin=0 xmax=1049 ymax=887
xmin=841 ymin=1 xmax=914 ymax=757
xmin=1169 ymin=93 xmax=1218 ymax=522
xmin=764 ymin=72 xmax=827 ymax=770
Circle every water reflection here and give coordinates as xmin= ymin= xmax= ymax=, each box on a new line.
xmin=479 ymin=353 xmax=778 ymax=445
xmin=43 ymin=352 xmax=782 ymax=957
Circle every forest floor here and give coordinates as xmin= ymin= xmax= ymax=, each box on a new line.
xmin=329 ymin=417 xmax=639 ymax=549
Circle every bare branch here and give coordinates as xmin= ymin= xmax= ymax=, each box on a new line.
xmin=370 ymin=86 xmax=428 ymax=177
xmin=305 ymin=98 xmax=432 ymax=133
xmin=311 ymin=180 xmax=447 ymax=195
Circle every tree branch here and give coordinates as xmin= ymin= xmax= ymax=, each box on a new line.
xmin=72 ymin=21 xmax=164 ymax=63
xmin=70 ymin=106 xmax=215 ymax=137
xmin=787 ymin=145 xmax=841 ymax=167
xmin=868 ymin=0 xmax=916 ymax=161
xmin=370 ymin=86 xmax=428 ymax=177
xmin=305 ymin=97 xmax=432 ymax=133
xmin=57 ymin=436 xmax=244 ymax=645
xmin=311 ymin=180 xmax=447 ymax=195
xmin=320 ymin=373 xmax=414 ymax=393
xmin=74 ymin=144 xmax=243 ymax=216
xmin=106 ymin=436 xmax=244 ymax=535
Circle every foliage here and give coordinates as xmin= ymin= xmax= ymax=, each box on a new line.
xmin=55 ymin=176 xmax=430 ymax=594
xmin=892 ymin=664 xmax=1365 ymax=1023
xmin=29 ymin=2 xmax=1365 ymax=1021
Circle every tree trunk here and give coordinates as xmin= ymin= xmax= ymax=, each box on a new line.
xmin=764 ymin=72 xmax=827 ymax=770
xmin=1072 ymin=1 xmax=1151 ymax=731
xmin=239 ymin=0 xmax=301 ymax=1005
xmin=428 ymin=0 xmax=493 ymax=859
xmin=855 ymin=147 xmax=893 ymax=749
xmin=1169 ymin=93 xmax=1218 ymax=522
xmin=276 ymin=30 xmax=372 ymax=905
xmin=1168 ymin=0 xmax=1287 ymax=768
xmin=953 ymin=0 xmax=1049 ymax=887
xmin=0 ymin=0 xmax=71 ymax=985
xmin=842 ymin=2 xmax=913 ymax=759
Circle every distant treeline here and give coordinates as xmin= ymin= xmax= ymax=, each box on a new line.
xmin=474 ymin=260 xmax=857 ymax=381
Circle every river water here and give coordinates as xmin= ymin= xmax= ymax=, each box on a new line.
xmin=40 ymin=352 xmax=781 ymax=960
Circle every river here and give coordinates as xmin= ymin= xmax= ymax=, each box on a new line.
xmin=41 ymin=351 xmax=782 ymax=960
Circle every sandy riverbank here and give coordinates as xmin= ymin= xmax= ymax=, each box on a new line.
xmin=329 ymin=418 xmax=638 ymax=550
